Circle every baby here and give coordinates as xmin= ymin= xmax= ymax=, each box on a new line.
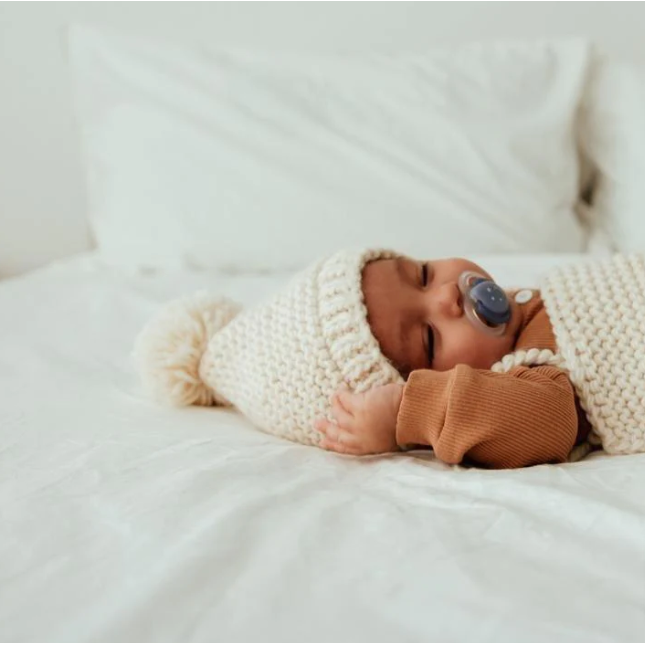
xmin=135 ymin=248 xmax=645 ymax=468
xmin=315 ymin=255 xmax=589 ymax=468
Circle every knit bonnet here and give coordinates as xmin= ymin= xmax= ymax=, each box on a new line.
xmin=134 ymin=248 xmax=404 ymax=446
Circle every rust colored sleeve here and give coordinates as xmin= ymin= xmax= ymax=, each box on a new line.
xmin=396 ymin=365 xmax=578 ymax=469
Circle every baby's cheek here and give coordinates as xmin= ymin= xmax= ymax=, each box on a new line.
xmin=442 ymin=324 xmax=512 ymax=371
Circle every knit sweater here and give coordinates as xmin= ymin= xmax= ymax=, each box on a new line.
xmin=396 ymin=290 xmax=591 ymax=469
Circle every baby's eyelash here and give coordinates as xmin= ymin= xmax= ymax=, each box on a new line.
xmin=421 ymin=263 xmax=428 ymax=286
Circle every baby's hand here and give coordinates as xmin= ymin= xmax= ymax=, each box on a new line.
xmin=314 ymin=383 xmax=404 ymax=456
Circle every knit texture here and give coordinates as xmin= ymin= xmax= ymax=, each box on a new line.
xmin=493 ymin=254 xmax=645 ymax=455
xmin=136 ymin=249 xmax=404 ymax=446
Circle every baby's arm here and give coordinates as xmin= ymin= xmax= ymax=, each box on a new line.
xmin=397 ymin=365 xmax=578 ymax=468
xmin=316 ymin=365 xmax=578 ymax=468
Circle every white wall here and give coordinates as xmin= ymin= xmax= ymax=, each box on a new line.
xmin=2 ymin=1 xmax=645 ymax=278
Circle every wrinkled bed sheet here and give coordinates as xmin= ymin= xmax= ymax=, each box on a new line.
xmin=1 ymin=253 xmax=644 ymax=641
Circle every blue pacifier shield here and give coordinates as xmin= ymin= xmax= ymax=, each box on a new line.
xmin=470 ymin=280 xmax=511 ymax=326
xmin=458 ymin=271 xmax=511 ymax=336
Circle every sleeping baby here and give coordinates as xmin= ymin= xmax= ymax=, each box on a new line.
xmin=134 ymin=249 xmax=645 ymax=468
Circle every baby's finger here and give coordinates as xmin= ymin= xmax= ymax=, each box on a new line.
xmin=331 ymin=394 xmax=354 ymax=428
xmin=315 ymin=418 xmax=357 ymax=446
xmin=319 ymin=429 xmax=363 ymax=455
xmin=320 ymin=439 xmax=363 ymax=456
xmin=314 ymin=417 xmax=336 ymax=437
xmin=336 ymin=387 xmax=359 ymax=414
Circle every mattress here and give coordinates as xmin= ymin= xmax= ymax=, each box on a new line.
xmin=1 ymin=252 xmax=644 ymax=641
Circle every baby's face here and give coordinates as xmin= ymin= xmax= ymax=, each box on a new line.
xmin=362 ymin=256 xmax=523 ymax=376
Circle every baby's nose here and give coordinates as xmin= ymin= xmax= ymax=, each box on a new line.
xmin=437 ymin=282 xmax=463 ymax=318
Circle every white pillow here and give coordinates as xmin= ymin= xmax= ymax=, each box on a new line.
xmin=68 ymin=26 xmax=591 ymax=272
xmin=579 ymin=52 xmax=645 ymax=253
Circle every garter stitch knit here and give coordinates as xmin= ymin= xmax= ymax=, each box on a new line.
xmin=493 ymin=253 xmax=645 ymax=455
xmin=135 ymin=249 xmax=404 ymax=446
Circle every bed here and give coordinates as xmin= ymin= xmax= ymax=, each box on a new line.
xmin=3 ymin=14 xmax=645 ymax=641
xmin=1 ymin=252 xmax=644 ymax=641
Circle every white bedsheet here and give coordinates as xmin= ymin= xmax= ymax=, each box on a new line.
xmin=1 ymin=253 xmax=644 ymax=642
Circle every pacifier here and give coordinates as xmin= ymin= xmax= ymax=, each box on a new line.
xmin=458 ymin=271 xmax=511 ymax=337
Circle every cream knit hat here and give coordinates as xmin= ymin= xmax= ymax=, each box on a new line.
xmin=134 ymin=249 xmax=404 ymax=446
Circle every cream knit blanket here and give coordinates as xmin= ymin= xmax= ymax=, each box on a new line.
xmin=493 ymin=254 xmax=645 ymax=456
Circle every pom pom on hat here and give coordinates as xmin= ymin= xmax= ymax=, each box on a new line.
xmin=134 ymin=292 xmax=241 ymax=407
